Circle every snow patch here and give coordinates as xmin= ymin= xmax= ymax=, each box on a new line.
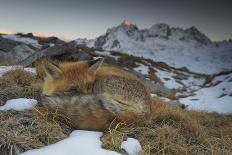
xmin=0 ymin=98 xmax=37 ymax=111
xmin=121 ymin=138 xmax=141 ymax=155
xmin=155 ymin=69 xmax=182 ymax=89
xmin=20 ymin=130 xmax=141 ymax=155
xmin=134 ymin=63 xmax=149 ymax=75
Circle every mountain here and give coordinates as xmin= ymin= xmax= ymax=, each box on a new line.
xmin=94 ymin=21 xmax=211 ymax=49
xmin=75 ymin=21 xmax=232 ymax=74
xmin=0 ymin=32 xmax=66 ymax=49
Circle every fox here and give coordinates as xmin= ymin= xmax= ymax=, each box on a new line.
xmin=41 ymin=58 xmax=152 ymax=130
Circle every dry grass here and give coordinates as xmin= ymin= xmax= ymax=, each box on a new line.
xmin=101 ymin=99 xmax=232 ymax=155
xmin=34 ymin=59 xmax=46 ymax=80
xmin=0 ymin=108 xmax=71 ymax=155
xmin=0 ymin=69 xmax=42 ymax=105
xmin=0 ymin=67 xmax=231 ymax=155
xmin=148 ymin=68 xmax=162 ymax=83
xmin=0 ymin=60 xmax=10 ymax=66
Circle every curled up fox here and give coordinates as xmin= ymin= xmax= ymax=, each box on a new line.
xmin=42 ymin=58 xmax=152 ymax=130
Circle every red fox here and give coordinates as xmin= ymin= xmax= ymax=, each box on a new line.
xmin=42 ymin=59 xmax=152 ymax=130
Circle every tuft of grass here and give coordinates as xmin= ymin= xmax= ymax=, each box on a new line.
xmin=101 ymin=123 xmax=127 ymax=154
xmin=34 ymin=59 xmax=46 ymax=80
xmin=0 ymin=69 xmax=42 ymax=105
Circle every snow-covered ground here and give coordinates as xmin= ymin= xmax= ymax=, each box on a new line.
xmin=132 ymin=62 xmax=231 ymax=113
xmin=134 ymin=63 xmax=149 ymax=75
xmin=0 ymin=66 xmax=36 ymax=77
xmin=154 ymin=68 xmax=182 ymax=89
xmin=108 ymin=41 xmax=232 ymax=74
xmin=1 ymin=34 xmax=41 ymax=48
xmin=180 ymin=73 xmax=232 ymax=113
xmin=20 ymin=130 xmax=141 ymax=155
xmin=134 ymin=62 xmax=204 ymax=91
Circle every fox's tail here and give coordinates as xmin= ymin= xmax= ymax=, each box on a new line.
xmin=41 ymin=92 xmax=153 ymax=130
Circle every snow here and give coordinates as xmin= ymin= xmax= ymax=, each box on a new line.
xmin=75 ymin=38 xmax=95 ymax=47
xmin=121 ymin=138 xmax=141 ymax=155
xmin=2 ymin=34 xmax=41 ymax=48
xmin=20 ymin=130 xmax=141 ymax=155
xmin=0 ymin=98 xmax=37 ymax=111
xmin=154 ymin=69 xmax=182 ymax=89
xmin=181 ymin=76 xmax=205 ymax=91
xmin=113 ymin=41 xmax=232 ymax=74
xmin=150 ymin=93 xmax=157 ymax=97
xmin=95 ymin=51 xmax=120 ymax=60
xmin=131 ymin=59 xmax=231 ymax=113
xmin=179 ymin=73 xmax=232 ymax=113
xmin=160 ymin=97 xmax=171 ymax=102
xmin=23 ymin=67 xmax=37 ymax=74
xmin=0 ymin=66 xmax=36 ymax=77
xmin=49 ymin=43 xmax=55 ymax=47
xmin=148 ymin=23 xmax=170 ymax=38
xmin=95 ymin=51 xmax=112 ymax=56
xmin=150 ymin=45 xmax=232 ymax=74
xmin=134 ymin=63 xmax=149 ymax=75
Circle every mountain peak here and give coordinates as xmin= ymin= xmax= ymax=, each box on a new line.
xmin=149 ymin=23 xmax=171 ymax=38
xmin=122 ymin=19 xmax=131 ymax=26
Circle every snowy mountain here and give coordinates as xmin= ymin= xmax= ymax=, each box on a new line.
xmin=75 ymin=21 xmax=232 ymax=74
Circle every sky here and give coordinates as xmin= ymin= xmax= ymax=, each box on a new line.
xmin=0 ymin=0 xmax=231 ymax=41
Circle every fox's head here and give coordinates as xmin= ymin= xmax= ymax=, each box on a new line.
xmin=42 ymin=58 xmax=104 ymax=95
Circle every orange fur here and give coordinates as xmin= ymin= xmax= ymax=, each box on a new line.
xmin=42 ymin=60 xmax=152 ymax=130
xmin=43 ymin=61 xmax=95 ymax=95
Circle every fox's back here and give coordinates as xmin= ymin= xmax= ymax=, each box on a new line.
xmin=95 ymin=66 xmax=151 ymax=115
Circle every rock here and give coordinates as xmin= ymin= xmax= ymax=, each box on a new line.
xmin=5 ymin=45 xmax=36 ymax=64
xmin=53 ymin=48 xmax=93 ymax=61
xmin=148 ymin=23 xmax=171 ymax=39
xmin=0 ymin=37 xmax=22 ymax=52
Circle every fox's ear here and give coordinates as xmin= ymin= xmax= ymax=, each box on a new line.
xmin=88 ymin=58 xmax=104 ymax=76
xmin=43 ymin=60 xmax=62 ymax=79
